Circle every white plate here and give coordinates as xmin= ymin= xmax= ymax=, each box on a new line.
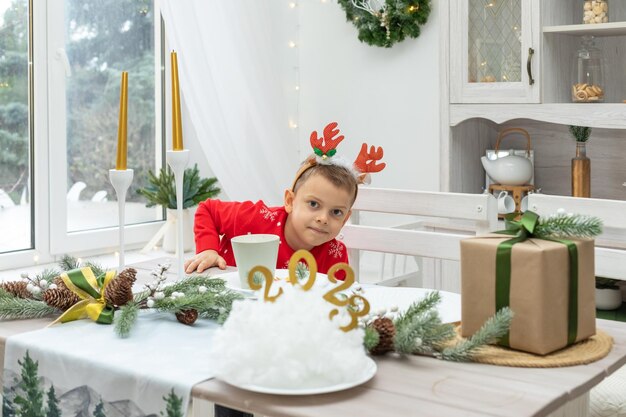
xmin=216 ymin=269 xmax=332 ymax=296
xmin=221 ymin=357 xmax=377 ymax=395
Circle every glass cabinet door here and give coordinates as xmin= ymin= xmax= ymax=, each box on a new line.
xmin=450 ymin=0 xmax=540 ymax=103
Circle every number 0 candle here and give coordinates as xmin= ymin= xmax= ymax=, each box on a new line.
xmin=116 ymin=71 xmax=128 ymax=170
xmin=171 ymin=51 xmax=184 ymax=151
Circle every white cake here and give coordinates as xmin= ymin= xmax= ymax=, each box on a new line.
xmin=210 ymin=284 xmax=371 ymax=390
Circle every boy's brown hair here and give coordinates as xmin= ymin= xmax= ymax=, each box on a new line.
xmin=292 ymin=163 xmax=359 ymax=206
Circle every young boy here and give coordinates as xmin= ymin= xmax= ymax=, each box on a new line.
xmin=184 ymin=121 xmax=385 ymax=275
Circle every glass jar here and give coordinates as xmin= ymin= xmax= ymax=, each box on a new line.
xmin=583 ymin=0 xmax=608 ymax=24
xmin=572 ymin=36 xmax=605 ymax=102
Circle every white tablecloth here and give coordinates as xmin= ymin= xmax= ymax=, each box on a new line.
xmin=3 ymin=311 xmax=219 ymax=417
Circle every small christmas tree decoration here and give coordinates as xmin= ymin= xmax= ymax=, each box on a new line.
xmin=369 ymin=317 xmax=396 ymax=355
xmin=1 ymin=281 xmax=31 ymax=299
xmin=175 ymin=309 xmax=198 ymax=325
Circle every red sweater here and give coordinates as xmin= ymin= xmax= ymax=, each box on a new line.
xmin=194 ymin=199 xmax=349 ymax=273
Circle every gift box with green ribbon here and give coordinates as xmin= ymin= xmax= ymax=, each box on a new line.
xmin=460 ymin=211 xmax=596 ymax=355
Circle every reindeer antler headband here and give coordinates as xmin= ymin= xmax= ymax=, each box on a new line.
xmin=291 ymin=122 xmax=386 ymax=191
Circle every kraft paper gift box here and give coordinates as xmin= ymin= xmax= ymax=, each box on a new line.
xmin=461 ymin=235 xmax=595 ymax=355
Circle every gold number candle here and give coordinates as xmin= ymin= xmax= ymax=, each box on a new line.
xmin=115 ymin=71 xmax=128 ymax=170
xmin=171 ymin=51 xmax=184 ymax=151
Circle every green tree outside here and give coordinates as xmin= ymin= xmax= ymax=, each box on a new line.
xmin=12 ymin=350 xmax=45 ymax=417
xmin=0 ymin=0 xmax=159 ymax=203
xmin=0 ymin=0 xmax=29 ymax=201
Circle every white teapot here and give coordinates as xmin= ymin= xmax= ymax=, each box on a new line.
xmin=482 ymin=128 xmax=534 ymax=186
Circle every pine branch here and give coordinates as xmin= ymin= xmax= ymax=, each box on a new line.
xmin=163 ymin=276 xmax=226 ymax=296
xmin=394 ymin=291 xmax=442 ymax=330
xmin=58 ymin=254 xmax=80 ymax=271
xmin=296 ymin=262 xmax=309 ymax=282
xmin=534 ymin=213 xmax=603 ymax=239
xmin=363 ymin=326 xmax=380 ymax=351
xmin=154 ymin=291 xmax=242 ymax=315
xmin=394 ymin=309 xmax=455 ymax=354
xmin=0 ymin=298 xmax=60 ymax=320
xmin=115 ymin=302 xmax=139 ymax=338
xmin=436 ymin=307 xmax=514 ymax=362
xmin=0 ymin=287 xmax=13 ymax=299
xmin=36 ymin=268 xmax=60 ymax=284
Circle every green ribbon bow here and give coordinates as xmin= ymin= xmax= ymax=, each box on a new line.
xmin=50 ymin=267 xmax=116 ymax=325
xmin=495 ymin=211 xmax=579 ymax=347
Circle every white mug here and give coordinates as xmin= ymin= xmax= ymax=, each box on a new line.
xmin=520 ymin=195 xmax=529 ymax=212
xmin=231 ymin=234 xmax=280 ymax=290
xmin=496 ymin=191 xmax=515 ymax=214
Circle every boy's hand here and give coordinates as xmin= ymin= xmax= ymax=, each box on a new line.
xmin=184 ymin=250 xmax=227 ymax=273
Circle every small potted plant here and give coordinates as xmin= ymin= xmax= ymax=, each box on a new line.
xmin=595 ymin=277 xmax=623 ymax=310
xmin=138 ymin=164 xmax=220 ymax=252
xmin=569 ymin=125 xmax=592 ymax=198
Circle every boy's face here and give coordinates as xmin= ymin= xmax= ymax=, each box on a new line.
xmin=284 ymin=174 xmax=353 ymax=251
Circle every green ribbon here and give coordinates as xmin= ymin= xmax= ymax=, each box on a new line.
xmin=494 ymin=211 xmax=579 ymax=347
xmin=51 ymin=267 xmax=117 ymax=325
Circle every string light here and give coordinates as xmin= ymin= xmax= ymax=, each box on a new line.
xmin=33 ymin=253 xmax=40 ymax=264
xmin=77 ymin=257 xmax=83 ymax=265
xmin=288 ymin=1 xmax=300 ymax=135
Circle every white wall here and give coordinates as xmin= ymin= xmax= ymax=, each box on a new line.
xmin=298 ymin=0 xmax=441 ymax=191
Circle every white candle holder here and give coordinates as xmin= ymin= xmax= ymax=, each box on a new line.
xmin=108 ymin=169 xmax=134 ymax=271
xmin=166 ymin=149 xmax=190 ymax=279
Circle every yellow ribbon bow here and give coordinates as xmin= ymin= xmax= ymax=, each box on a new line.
xmin=50 ymin=267 xmax=117 ymax=325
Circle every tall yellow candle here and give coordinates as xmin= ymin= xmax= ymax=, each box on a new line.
xmin=116 ymin=71 xmax=128 ymax=170
xmin=171 ymin=51 xmax=184 ymax=151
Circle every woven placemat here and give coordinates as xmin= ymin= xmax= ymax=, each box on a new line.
xmin=455 ymin=327 xmax=613 ymax=368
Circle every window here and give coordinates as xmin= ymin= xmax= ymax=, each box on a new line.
xmin=0 ymin=0 xmax=164 ymax=268
xmin=0 ymin=0 xmax=31 ymax=254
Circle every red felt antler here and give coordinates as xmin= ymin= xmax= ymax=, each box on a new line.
xmin=310 ymin=122 xmax=345 ymax=156
xmin=354 ymin=143 xmax=386 ymax=174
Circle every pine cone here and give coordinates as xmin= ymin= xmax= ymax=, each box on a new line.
xmin=104 ymin=280 xmax=131 ymax=307
xmin=1 ymin=281 xmax=32 ymax=299
xmin=175 ymin=309 xmax=198 ymax=325
xmin=117 ymin=268 xmax=137 ymax=285
xmin=53 ymin=277 xmax=68 ymax=290
xmin=370 ymin=317 xmax=396 ymax=355
xmin=103 ymin=268 xmax=137 ymax=307
xmin=42 ymin=287 xmax=80 ymax=311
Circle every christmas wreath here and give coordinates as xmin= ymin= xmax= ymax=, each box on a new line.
xmin=337 ymin=0 xmax=431 ymax=48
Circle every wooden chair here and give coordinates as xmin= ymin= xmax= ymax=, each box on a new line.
xmin=527 ymin=194 xmax=626 ymax=281
xmin=339 ymin=187 xmax=498 ymax=290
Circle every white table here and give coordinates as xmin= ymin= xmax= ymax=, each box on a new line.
xmin=2 ymin=259 xmax=626 ymax=417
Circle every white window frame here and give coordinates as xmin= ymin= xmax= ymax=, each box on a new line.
xmin=0 ymin=0 xmax=165 ymax=270
xmin=47 ymin=0 xmax=165 ymax=255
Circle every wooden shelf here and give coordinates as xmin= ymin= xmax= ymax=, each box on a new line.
xmin=543 ymin=22 xmax=626 ymax=36
xmin=450 ymin=103 xmax=626 ymax=129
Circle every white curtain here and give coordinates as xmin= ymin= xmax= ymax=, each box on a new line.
xmin=161 ymin=1 xmax=298 ymax=206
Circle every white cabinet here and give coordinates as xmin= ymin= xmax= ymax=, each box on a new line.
xmin=450 ymin=0 xmax=541 ymax=104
